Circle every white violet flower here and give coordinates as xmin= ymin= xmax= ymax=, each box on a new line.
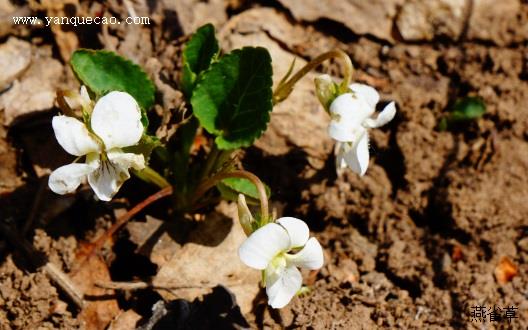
xmin=49 ymin=90 xmax=146 ymax=201
xmin=238 ymin=217 xmax=324 ymax=308
xmin=328 ymin=83 xmax=396 ymax=176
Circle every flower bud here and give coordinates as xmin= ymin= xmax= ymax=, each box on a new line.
xmin=59 ymin=85 xmax=93 ymax=118
xmin=314 ymin=74 xmax=339 ymax=112
xmin=237 ymin=194 xmax=255 ymax=236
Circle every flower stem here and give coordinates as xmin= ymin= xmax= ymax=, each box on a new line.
xmin=273 ymin=49 xmax=354 ymax=104
xmin=134 ymin=165 xmax=171 ymax=188
xmin=193 ymin=170 xmax=269 ymax=220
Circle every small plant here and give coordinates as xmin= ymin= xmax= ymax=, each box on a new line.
xmin=48 ymin=23 xmax=397 ymax=308
xmin=439 ymin=96 xmax=486 ymax=131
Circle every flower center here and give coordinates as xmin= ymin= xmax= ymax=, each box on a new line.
xmin=269 ymin=252 xmax=287 ymax=274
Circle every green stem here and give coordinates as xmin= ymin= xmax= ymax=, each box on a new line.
xmin=273 ymin=49 xmax=354 ymax=104
xmin=199 ymin=144 xmax=220 ymax=181
xmin=193 ymin=170 xmax=269 ymax=220
xmin=133 ymin=166 xmax=171 ymax=189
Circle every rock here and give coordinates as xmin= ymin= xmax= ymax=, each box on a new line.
xmin=0 ymin=45 xmax=64 ymax=125
xmin=277 ymin=0 xmax=404 ymax=42
xmin=0 ymin=38 xmax=32 ymax=91
xmin=396 ymin=0 xmax=467 ymax=41
xmin=220 ymin=8 xmax=333 ymax=163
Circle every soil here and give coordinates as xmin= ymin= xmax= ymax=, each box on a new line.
xmin=1 ymin=0 xmax=527 ymax=329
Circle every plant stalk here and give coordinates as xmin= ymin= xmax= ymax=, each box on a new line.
xmin=193 ymin=170 xmax=269 ymax=220
xmin=134 ymin=165 xmax=171 ymax=188
xmin=273 ymin=49 xmax=353 ymax=104
xmin=72 ymin=185 xmax=173 ymax=274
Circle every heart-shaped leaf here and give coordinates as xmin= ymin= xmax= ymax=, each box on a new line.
xmin=191 ymin=47 xmax=273 ymax=150
xmin=70 ymin=50 xmax=155 ymax=125
xmin=217 ymin=177 xmax=270 ymax=204
xmin=181 ymin=24 xmax=219 ymax=97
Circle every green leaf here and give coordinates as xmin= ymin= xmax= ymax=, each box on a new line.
xmin=449 ymin=97 xmax=486 ymax=122
xmin=70 ymin=49 xmax=156 ymax=126
xmin=191 ymin=47 xmax=273 ymax=150
xmin=181 ymin=24 xmax=219 ymax=97
xmin=217 ymin=177 xmax=270 ymax=204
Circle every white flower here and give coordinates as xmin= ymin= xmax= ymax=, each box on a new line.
xmin=328 ymin=83 xmax=396 ymax=176
xmin=49 ymin=91 xmax=146 ymax=201
xmin=238 ymin=217 xmax=324 ymax=308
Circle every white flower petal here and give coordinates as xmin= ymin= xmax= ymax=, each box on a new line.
xmin=238 ymin=223 xmax=290 ymax=270
xmin=349 ymin=83 xmax=379 ymax=109
xmin=343 ymin=131 xmax=370 ymax=176
xmin=87 ymin=157 xmax=130 ymax=201
xmin=277 ymin=217 xmax=309 ymax=249
xmin=335 ymin=142 xmax=348 ymax=166
xmin=364 ymin=101 xmax=396 ymax=128
xmin=91 ymin=91 xmax=143 ymax=150
xmin=328 ymin=93 xmax=374 ymax=142
xmin=334 ymin=142 xmax=348 ymax=174
xmin=48 ymin=163 xmax=96 ymax=195
xmin=107 ymin=149 xmax=145 ymax=171
xmin=287 ymin=237 xmax=324 ymax=270
xmin=266 ymin=265 xmax=302 ymax=309
xmin=52 ymin=116 xmax=100 ymax=156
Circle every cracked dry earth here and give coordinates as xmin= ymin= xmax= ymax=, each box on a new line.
xmin=1 ymin=0 xmax=528 ymax=329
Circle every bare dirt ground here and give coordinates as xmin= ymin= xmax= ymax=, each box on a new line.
xmin=1 ymin=0 xmax=527 ymax=329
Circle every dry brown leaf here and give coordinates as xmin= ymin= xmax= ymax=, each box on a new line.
xmin=126 ymin=215 xmax=182 ymax=268
xmin=107 ymin=310 xmax=142 ymax=330
xmin=51 ymin=26 xmax=79 ymax=62
xmin=34 ymin=0 xmax=79 ymax=61
xmin=276 ymin=0 xmax=403 ymax=42
xmin=162 ymin=0 xmax=227 ymax=35
xmin=0 ymin=45 xmax=63 ymax=125
xmin=494 ymin=256 xmax=518 ymax=284
xmin=152 ymin=203 xmax=260 ymax=315
xmin=72 ymin=255 xmax=120 ymax=330
xmin=0 ymin=37 xmax=32 ymax=91
xmin=0 ymin=0 xmax=28 ymax=39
